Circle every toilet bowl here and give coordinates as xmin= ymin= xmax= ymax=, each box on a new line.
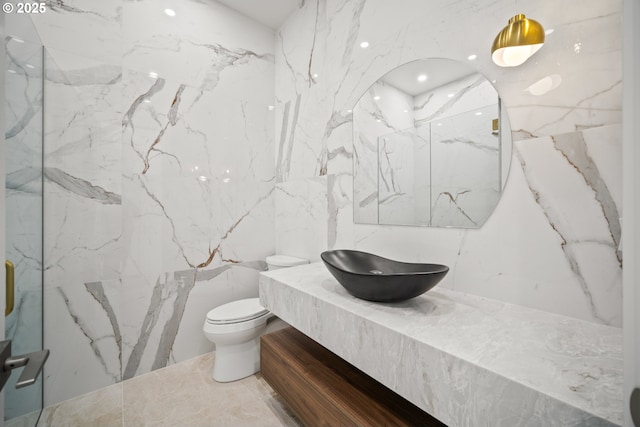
xmin=202 ymin=255 xmax=308 ymax=382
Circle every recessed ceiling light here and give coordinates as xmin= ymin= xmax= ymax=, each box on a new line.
xmin=403 ymin=109 xmax=409 ymax=113
xmin=347 ymin=109 xmax=353 ymax=113
xmin=373 ymin=95 xmax=380 ymax=100
xmin=545 ymin=28 xmax=554 ymax=35
xmin=198 ymin=175 xmax=208 ymax=182
xmin=447 ymin=93 xmax=455 ymax=98
xmin=25 ymin=64 xmax=34 ymax=69
xmin=360 ymin=41 xmax=369 ymax=48
xmin=164 ymin=8 xmax=176 ymax=17
xmin=312 ymin=73 xmax=319 ymax=79
xmin=417 ymin=74 xmax=427 ymax=82
xmin=468 ymin=54 xmax=477 ymax=61
xmin=475 ymin=111 xmax=483 ymax=115
xmin=267 ymin=105 xmax=275 ymax=111
xmin=143 ymin=99 xmax=151 ymax=103
xmin=149 ymin=71 xmax=158 ymax=78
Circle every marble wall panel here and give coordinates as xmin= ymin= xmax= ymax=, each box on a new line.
xmin=4 ymin=30 xmax=44 ymax=418
xmin=26 ymin=0 xmax=276 ymax=406
xmin=41 ymin=47 xmax=125 ymax=404
xmin=30 ymin=0 xmax=123 ymax=63
xmin=274 ymin=0 xmax=622 ymax=326
xmin=275 ymin=177 xmax=328 ymax=263
xmin=14 ymin=0 xmax=623 ymax=411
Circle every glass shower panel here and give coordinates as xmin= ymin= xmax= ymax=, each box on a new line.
xmin=4 ymin=28 xmax=44 ymax=425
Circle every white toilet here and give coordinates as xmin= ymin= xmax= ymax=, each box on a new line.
xmin=202 ymin=255 xmax=309 ymax=382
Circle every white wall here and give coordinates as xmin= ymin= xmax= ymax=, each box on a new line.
xmin=274 ymin=0 xmax=622 ymax=326
xmin=22 ymin=0 xmax=276 ymax=406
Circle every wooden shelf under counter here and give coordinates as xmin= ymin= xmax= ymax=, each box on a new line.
xmin=260 ymin=327 xmax=446 ymax=427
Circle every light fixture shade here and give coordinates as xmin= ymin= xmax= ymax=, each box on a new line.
xmin=491 ymin=14 xmax=545 ymax=67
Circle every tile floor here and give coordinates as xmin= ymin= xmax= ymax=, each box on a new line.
xmin=8 ymin=352 xmax=300 ymax=427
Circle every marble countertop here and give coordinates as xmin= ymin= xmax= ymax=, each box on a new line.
xmin=259 ymin=262 xmax=623 ymax=427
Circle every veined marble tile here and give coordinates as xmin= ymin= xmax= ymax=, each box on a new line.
xmin=121 ymin=262 xmax=268 ymax=379
xmin=278 ymin=0 xmax=621 ymax=138
xmin=352 ymin=126 xmax=622 ymax=326
xmin=43 ymin=278 xmax=123 ymax=404
xmin=120 ymin=73 xmax=275 ymax=266
xmin=581 ymin=125 xmax=623 ymax=221
xmin=511 ymin=130 xmax=622 ymax=326
xmin=276 ymin=0 xmax=621 ymax=163
xmin=275 ymin=0 xmax=622 ymax=327
xmin=498 ymin=8 xmax=621 ymax=137
xmin=30 ymin=0 xmax=123 ymax=63
xmin=29 ymin=0 xmax=277 ymax=408
xmin=275 ymin=178 xmax=328 ymax=262
xmin=122 ymin=0 xmax=274 ymax=91
xmin=43 ymin=48 xmax=124 ymax=195
xmin=451 ymin=152 xmax=608 ymax=324
xmin=5 ymin=30 xmax=45 ymax=419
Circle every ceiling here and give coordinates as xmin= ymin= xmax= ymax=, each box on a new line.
xmin=216 ymin=0 xmax=300 ymax=29
xmin=381 ymin=59 xmax=476 ymax=97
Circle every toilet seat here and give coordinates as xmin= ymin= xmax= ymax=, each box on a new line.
xmin=206 ymin=298 xmax=269 ymax=325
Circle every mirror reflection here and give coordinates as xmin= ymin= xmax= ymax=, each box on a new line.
xmin=353 ymin=58 xmax=511 ymax=228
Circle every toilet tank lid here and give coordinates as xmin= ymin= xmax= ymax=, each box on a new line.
xmin=206 ymin=298 xmax=268 ymax=323
xmin=266 ymin=255 xmax=309 ymax=267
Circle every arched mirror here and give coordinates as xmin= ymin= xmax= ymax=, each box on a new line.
xmin=353 ymin=58 xmax=512 ymax=228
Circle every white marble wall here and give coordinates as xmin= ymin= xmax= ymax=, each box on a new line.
xmin=274 ymin=0 xmax=622 ymax=326
xmin=4 ymin=13 xmax=44 ymax=419
xmin=27 ymin=0 xmax=276 ymax=405
xmin=11 ymin=0 xmax=622 ymax=411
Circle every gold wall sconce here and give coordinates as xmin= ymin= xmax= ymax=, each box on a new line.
xmin=492 ymin=14 xmax=545 ymax=67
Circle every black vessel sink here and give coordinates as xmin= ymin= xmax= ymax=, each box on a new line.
xmin=320 ymin=250 xmax=449 ymax=302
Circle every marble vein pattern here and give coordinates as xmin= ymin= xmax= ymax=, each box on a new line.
xmin=274 ymin=0 xmax=622 ymax=326
xmin=260 ymin=263 xmax=623 ymax=427
xmin=4 ymin=26 xmax=44 ymax=419
xmin=13 ymin=0 xmax=623 ymax=413
xmin=26 ymin=0 xmax=277 ymax=407
xmin=275 ymin=178 xmax=328 ymax=263
xmin=512 ymin=126 xmax=622 ymax=326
